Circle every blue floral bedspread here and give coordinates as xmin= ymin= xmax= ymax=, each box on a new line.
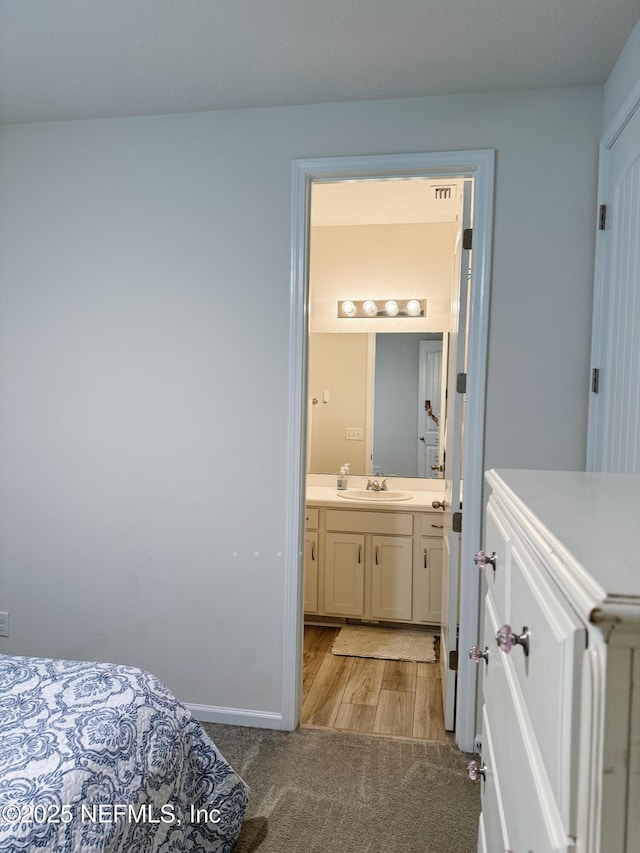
xmin=0 ymin=655 xmax=248 ymax=852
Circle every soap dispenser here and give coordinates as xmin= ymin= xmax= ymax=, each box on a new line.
xmin=337 ymin=463 xmax=350 ymax=490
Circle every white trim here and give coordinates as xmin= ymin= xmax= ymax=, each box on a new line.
xmin=603 ymin=77 xmax=640 ymax=150
xmin=587 ymin=83 xmax=640 ymax=471
xmin=286 ymin=150 xmax=495 ymax=752
xmin=281 ymin=159 xmax=311 ymax=730
xmin=457 ymin=155 xmax=495 ymax=752
xmin=186 ymin=703 xmax=283 ymax=729
xmin=586 ymin=140 xmax=611 ymax=472
xmin=365 ymin=333 xmax=376 ymax=474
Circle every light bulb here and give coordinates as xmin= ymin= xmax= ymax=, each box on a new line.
xmin=406 ymin=299 xmax=422 ymax=316
xmin=363 ymin=300 xmax=378 ymax=317
xmin=341 ymin=300 xmax=357 ymax=317
xmin=385 ymin=300 xmax=399 ymax=317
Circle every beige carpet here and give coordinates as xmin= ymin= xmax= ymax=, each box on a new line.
xmin=204 ymin=723 xmax=478 ymax=853
xmin=331 ymin=625 xmax=437 ymax=662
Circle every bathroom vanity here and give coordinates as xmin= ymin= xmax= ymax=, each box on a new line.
xmin=304 ymin=486 xmax=446 ymax=626
xmin=474 ymin=469 xmax=640 ymax=853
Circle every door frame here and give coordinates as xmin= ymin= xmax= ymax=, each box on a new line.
xmin=587 ymin=79 xmax=640 ymax=471
xmin=283 ymin=150 xmax=495 ymax=752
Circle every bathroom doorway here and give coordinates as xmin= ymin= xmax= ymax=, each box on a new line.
xmin=284 ymin=151 xmax=495 ymax=753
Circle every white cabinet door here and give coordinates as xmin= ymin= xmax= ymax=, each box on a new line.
xmin=324 ymin=532 xmax=365 ymax=616
xmin=418 ymin=536 xmax=443 ymax=623
xmin=370 ymin=535 xmax=413 ymax=621
xmin=304 ymin=531 xmax=318 ymax=613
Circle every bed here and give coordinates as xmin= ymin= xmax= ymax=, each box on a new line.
xmin=0 ymin=654 xmax=248 ymax=852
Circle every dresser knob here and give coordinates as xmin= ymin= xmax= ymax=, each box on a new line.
xmin=468 ymin=645 xmax=490 ymax=664
xmin=474 ymin=549 xmax=496 ymax=570
xmin=496 ymin=624 xmax=530 ymax=657
xmin=466 ymin=759 xmax=486 ymax=781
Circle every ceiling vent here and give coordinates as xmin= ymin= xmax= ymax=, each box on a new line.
xmin=431 ymin=185 xmax=456 ymax=201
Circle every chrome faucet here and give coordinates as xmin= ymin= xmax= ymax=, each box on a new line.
xmin=366 ymin=479 xmax=388 ymax=491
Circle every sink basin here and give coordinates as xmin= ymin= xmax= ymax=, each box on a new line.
xmin=338 ymin=489 xmax=412 ymax=502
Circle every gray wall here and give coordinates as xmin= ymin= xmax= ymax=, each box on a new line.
xmin=603 ymin=16 xmax=640 ymax=129
xmin=0 ymin=86 xmax=602 ymax=720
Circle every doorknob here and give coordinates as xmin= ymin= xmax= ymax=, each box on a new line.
xmin=432 ymin=500 xmax=446 ymax=510
xmin=418 ymin=436 xmax=425 ymax=442
xmin=431 ymin=464 xmax=444 ymax=472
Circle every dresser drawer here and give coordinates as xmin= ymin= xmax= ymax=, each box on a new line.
xmin=482 ymin=499 xmax=510 ymax=621
xmin=483 ymin=597 xmax=571 ymax=852
xmin=507 ymin=543 xmax=585 ymax=832
xmin=305 ymin=507 xmax=319 ymax=529
xmin=479 ymin=707 xmax=508 ymax=853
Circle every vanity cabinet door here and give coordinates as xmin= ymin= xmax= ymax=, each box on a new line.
xmin=370 ymin=535 xmax=413 ymax=621
xmin=324 ymin=532 xmax=365 ymax=616
xmin=304 ymin=532 xmax=319 ymax=613
xmin=418 ymin=536 xmax=443 ymax=623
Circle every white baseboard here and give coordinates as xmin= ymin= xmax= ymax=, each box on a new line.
xmin=186 ymin=702 xmax=284 ymax=730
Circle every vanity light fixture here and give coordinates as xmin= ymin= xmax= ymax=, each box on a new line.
xmin=337 ymin=299 xmax=426 ymax=319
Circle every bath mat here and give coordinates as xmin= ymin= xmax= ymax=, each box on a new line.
xmin=331 ymin=625 xmax=436 ymax=663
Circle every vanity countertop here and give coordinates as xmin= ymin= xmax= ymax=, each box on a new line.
xmin=306 ymin=484 xmax=446 ymax=511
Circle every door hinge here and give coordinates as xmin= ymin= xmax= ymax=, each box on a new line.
xmin=452 ymin=511 xmax=462 ymax=533
xmin=599 ymin=204 xmax=607 ymax=231
xmin=456 ymin=372 xmax=467 ymax=394
xmin=592 ymin=367 xmax=600 ymax=394
xmin=463 ymin=228 xmax=473 ymax=250
xmin=449 ymin=649 xmax=458 ymax=671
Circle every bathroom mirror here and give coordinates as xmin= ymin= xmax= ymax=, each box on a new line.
xmin=307 ymin=331 xmax=445 ymax=478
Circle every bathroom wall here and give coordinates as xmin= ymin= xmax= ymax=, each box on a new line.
xmin=310 ymin=222 xmax=457 ymax=333
xmin=0 ymin=85 xmax=602 ymax=722
xmin=307 ymin=333 xmax=369 ymax=474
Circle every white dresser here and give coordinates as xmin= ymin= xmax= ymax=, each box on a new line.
xmin=472 ymin=469 xmax=640 ymax=853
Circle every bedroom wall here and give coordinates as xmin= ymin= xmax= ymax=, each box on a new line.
xmin=0 ymin=86 xmax=602 ymax=723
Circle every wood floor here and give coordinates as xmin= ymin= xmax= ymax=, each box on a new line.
xmin=301 ymin=625 xmax=453 ymax=743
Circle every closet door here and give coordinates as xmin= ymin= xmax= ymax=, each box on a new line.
xmin=588 ymin=95 xmax=640 ymax=472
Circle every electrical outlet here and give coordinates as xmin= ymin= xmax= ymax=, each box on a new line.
xmin=0 ymin=612 xmax=8 ymax=638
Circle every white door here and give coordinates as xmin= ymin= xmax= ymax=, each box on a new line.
xmin=588 ymin=94 xmax=640 ymax=472
xmin=417 ymin=340 xmax=443 ymax=477
xmin=440 ymin=180 xmax=472 ymax=730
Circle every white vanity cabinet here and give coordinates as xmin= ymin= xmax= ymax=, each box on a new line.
xmin=474 ymin=469 xmax=640 ymax=853
xmin=324 ymin=532 xmax=365 ymax=616
xmin=370 ymin=535 xmax=413 ymax=620
xmin=418 ymin=513 xmax=445 ymax=624
xmin=303 ymin=507 xmax=319 ymax=613
xmin=304 ymin=502 xmax=445 ymax=626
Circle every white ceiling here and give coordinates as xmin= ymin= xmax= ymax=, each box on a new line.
xmin=1 ymin=0 xmax=639 ymax=125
